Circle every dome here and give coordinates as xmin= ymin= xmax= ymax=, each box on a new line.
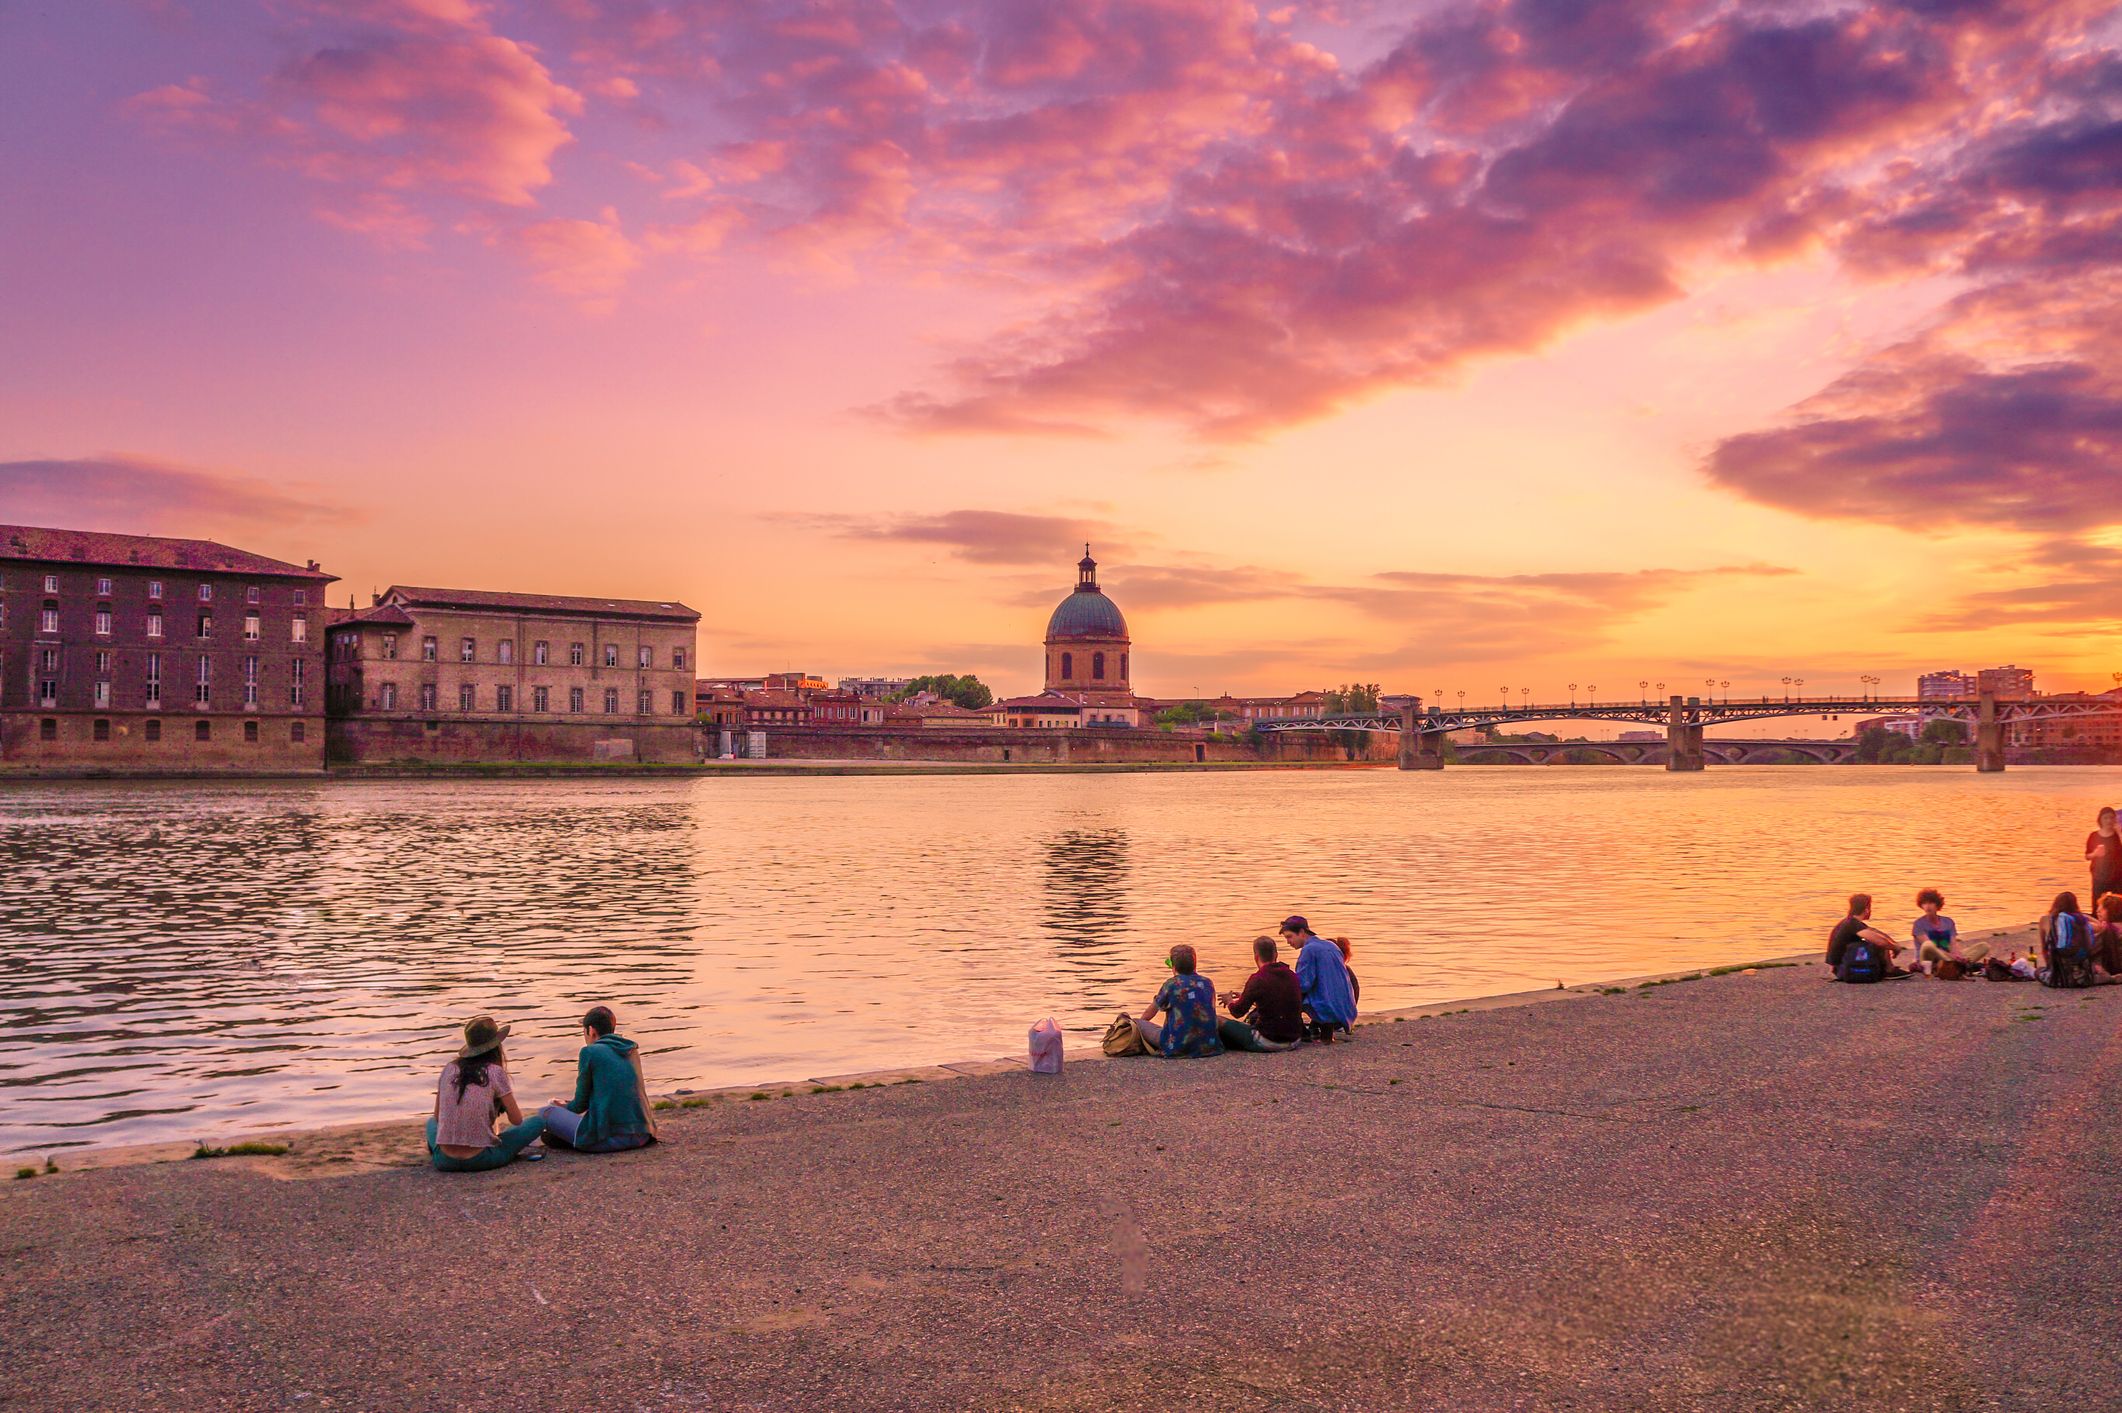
xmin=1046 ymin=585 xmax=1129 ymax=641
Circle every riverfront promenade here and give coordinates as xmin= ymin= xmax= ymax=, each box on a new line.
xmin=7 ymin=948 xmax=2122 ymax=1410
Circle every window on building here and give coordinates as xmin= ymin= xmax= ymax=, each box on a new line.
xmin=1092 ymin=651 xmax=1105 ymax=680
xmin=243 ymin=720 xmax=259 ymax=743
xmin=39 ymin=605 xmax=57 ymax=634
xmin=145 ymin=652 xmax=162 ymax=707
xmin=40 ymin=718 xmax=57 ymax=741
xmin=419 ymin=682 xmax=437 ymax=711
xmin=96 ymin=577 xmax=112 ymax=595
xmin=291 ymin=721 xmax=306 ymax=742
xmin=604 ymin=643 xmax=619 ymax=668
xmin=94 ymin=680 xmax=110 ymax=707
xmin=146 ymin=608 xmax=163 ymax=638
xmin=42 ymin=575 xmax=57 ymax=593
xmin=604 ymin=688 xmax=619 ymax=714
xmin=380 ymin=682 xmax=397 ymax=710
xmin=498 ymin=640 xmax=514 ymax=666
xmin=421 ymin=636 xmax=436 ymax=661
xmin=570 ymin=642 xmax=585 ymax=666
xmin=1060 ymin=651 xmax=1073 ymax=679
xmin=1120 ymin=653 xmax=1128 ymax=680
xmin=93 ymin=718 xmax=110 ymax=741
xmin=197 ymin=612 xmax=213 ymax=640
xmin=198 ymin=584 xmax=213 ymax=602
xmin=246 ymin=585 xmax=260 ymax=604
xmin=569 ymin=686 xmax=584 ymax=712
xmin=460 ymin=684 xmax=476 ymax=711
xmin=533 ymin=686 xmax=549 ymax=712
xmin=289 ymin=658 xmax=305 ymax=706
xmin=382 ymin=632 xmax=397 ymax=659
xmin=637 ymin=689 xmax=652 ymax=714
xmin=497 ymin=685 xmax=514 ymax=711
xmin=149 ymin=580 xmax=163 ymax=600
xmin=195 ymin=720 xmax=211 ymax=742
xmin=673 ymin=690 xmax=687 ymax=715
xmin=95 ymin=651 xmax=109 ymax=675
xmin=533 ymin=640 xmax=549 ymax=666
xmin=460 ymin=637 xmax=475 ymax=662
xmin=291 ymin=615 xmax=307 ymax=644
xmin=294 ymin=589 xmax=307 ymax=607
xmin=146 ymin=719 xmax=162 ymax=742
xmin=95 ymin=607 xmax=112 ymax=636
xmin=673 ymin=647 xmax=687 ymax=669
xmin=638 ymin=646 xmax=652 ymax=669
xmin=244 ymin=613 xmax=260 ymax=641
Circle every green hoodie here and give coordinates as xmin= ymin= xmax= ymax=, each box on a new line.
xmin=564 ymin=1034 xmax=655 ymax=1149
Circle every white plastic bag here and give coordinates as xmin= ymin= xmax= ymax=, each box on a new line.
xmin=1028 ymin=1017 xmax=1064 ymax=1074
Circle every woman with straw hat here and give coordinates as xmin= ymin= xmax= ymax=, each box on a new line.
xmin=426 ymin=1015 xmax=547 ymax=1173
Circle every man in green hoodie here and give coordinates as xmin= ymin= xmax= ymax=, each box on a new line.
xmin=539 ymin=1006 xmax=660 ymax=1153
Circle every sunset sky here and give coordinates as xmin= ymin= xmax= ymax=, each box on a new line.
xmin=2 ymin=0 xmax=2117 ymax=703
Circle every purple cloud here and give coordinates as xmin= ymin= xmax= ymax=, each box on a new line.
xmin=0 ymin=455 xmax=351 ymax=536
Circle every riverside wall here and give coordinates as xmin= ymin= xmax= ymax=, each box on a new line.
xmin=326 ymin=716 xmax=703 ymax=765
xmin=748 ymin=724 xmax=1401 ymax=765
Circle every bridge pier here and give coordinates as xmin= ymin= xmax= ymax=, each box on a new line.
xmin=1666 ymin=695 xmax=1704 ymax=771
xmin=1397 ymin=708 xmax=1446 ymax=770
xmin=1976 ymin=690 xmax=2006 ymax=772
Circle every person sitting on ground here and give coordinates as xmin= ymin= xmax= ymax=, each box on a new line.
xmin=1825 ymin=894 xmax=1909 ymax=982
xmin=539 ymin=1006 xmax=659 ymax=1152
xmin=1912 ymin=889 xmax=1988 ymax=972
xmin=1285 ymin=915 xmax=1358 ymax=1040
xmin=2037 ymin=892 xmax=2109 ymax=989
xmin=1333 ymin=936 xmax=1361 ymax=1007
xmin=2094 ymin=893 xmax=2122 ymax=978
xmin=1217 ymin=936 xmax=1303 ymax=1052
xmin=428 ymin=1015 xmax=547 ymax=1173
xmin=1137 ymin=944 xmax=1224 ymax=1057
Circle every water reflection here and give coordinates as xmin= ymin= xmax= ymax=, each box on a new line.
xmin=4 ymin=768 xmax=2119 ymax=1153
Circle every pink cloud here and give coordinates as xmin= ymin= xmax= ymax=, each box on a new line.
xmin=506 ymin=206 xmax=640 ymax=309
xmin=0 ymin=455 xmax=353 ymax=535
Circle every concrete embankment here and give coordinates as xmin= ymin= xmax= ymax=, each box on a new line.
xmin=7 ymin=930 xmax=2118 ymax=1411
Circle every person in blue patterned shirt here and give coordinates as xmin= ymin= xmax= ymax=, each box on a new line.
xmin=1137 ymin=944 xmax=1225 ymax=1058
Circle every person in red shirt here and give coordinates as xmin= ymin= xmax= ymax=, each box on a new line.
xmin=1219 ymin=935 xmax=1304 ymax=1050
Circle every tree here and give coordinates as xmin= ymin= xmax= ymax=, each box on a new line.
xmin=1321 ymin=682 xmax=1382 ymax=713
xmin=1155 ymin=701 xmax=1214 ymax=727
xmin=1920 ymin=717 xmax=1967 ymax=745
xmin=891 ymin=674 xmax=994 ymax=710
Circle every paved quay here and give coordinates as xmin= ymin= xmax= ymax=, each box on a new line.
xmin=7 ymin=951 xmax=2122 ymax=1411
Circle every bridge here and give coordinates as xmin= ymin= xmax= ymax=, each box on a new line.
xmin=1453 ymin=738 xmax=1856 ymax=766
xmin=1252 ymin=694 xmax=2122 ymax=772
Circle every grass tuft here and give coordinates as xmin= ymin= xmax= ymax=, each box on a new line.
xmin=13 ymin=1166 xmax=35 ymax=1180
xmin=190 ymin=1140 xmax=289 ymax=1160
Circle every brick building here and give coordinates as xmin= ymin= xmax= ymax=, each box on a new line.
xmin=0 ymin=525 xmax=333 ymax=771
xmin=809 ymin=690 xmax=886 ymax=726
xmin=325 ymin=585 xmax=700 ymax=763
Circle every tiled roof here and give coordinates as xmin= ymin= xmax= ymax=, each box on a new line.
xmin=742 ymin=690 xmax=811 ymax=709
xmin=995 ymin=693 xmax=1084 ymax=710
xmin=383 ymin=585 xmax=699 ymax=621
xmin=0 ymin=524 xmax=335 ymax=579
xmin=337 ymin=604 xmax=417 ymax=628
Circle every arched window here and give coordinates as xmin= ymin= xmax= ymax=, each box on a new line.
xmin=1092 ymin=651 xmax=1105 ymax=680
xmin=1120 ymin=653 xmax=1128 ymax=681
xmin=1060 ymin=651 xmax=1073 ymax=679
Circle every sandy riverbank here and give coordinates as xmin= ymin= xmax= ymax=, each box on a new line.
xmin=8 ymin=924 xmax=2114 ymax=1410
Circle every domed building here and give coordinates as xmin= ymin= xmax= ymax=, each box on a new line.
xmin=987 ymin=548 xmax=1141 ymax=728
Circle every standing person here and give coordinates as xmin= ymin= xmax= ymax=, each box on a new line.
xmin=1825 ymin=895 xmax=1908 ymax=982
xmin=1911 ymin=889 xmax=1988 ymax=969
xmin=427 ymin=1015 xmax=547 ymax=1173
xmin=1284 ymin=915 xmax=1357 ymax=1041
xmin=1219 ymin=935 xmax=1304 ymax=1050
xmin=2088 ymin=808 xmax=2122 ymax=905
xmin=1137 ymin=944 xmax=1224 ymax=1058
xmin=539 ymin=1006 xmax=659 ymax=1153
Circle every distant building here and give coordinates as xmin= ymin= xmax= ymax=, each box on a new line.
xmin=810 ymin=690 xmax=886 ymax=726
xmin=1616 ymin=730 xmax=1663 ymax=742
xmin=1918 ymin=670 xmax=1976 ymax=700
xmin=325 ymin=585 xmax=700 ymax=763
xmin=695 ymin=681 xmax=745 ymax=727
xmin=698 ymin=675 xmax=767 ymax=695
xmin=1977 ymin=665 xmax=2036 ymax=700
xmin=1042 ymin=549 xmax=1138 ymax=726
xmin=989 ymin=692 xmax=1087 ymax=729
xmin=899 ymin=700 xmax=987 ymax=728
xmin=1217 ymin=691 xmax=1329 ymax=722
xmin=765 ymin=672 xmax=829 ymax=693
xmin=2010 ymin=688 xmax=2122 ymax=749
xmin=742 ymin=689 xmax=812 ymax=726
xmin=839 ymin=676 xmax=912 ymax=700
xmin=0 ymin=524 xmax=335 ymax=771
xmin=1854 ymin=715 xmax=1923 ymax=739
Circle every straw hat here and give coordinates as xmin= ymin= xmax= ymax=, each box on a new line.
xmin=458 ymin=1014 xmax=511 ymax=1059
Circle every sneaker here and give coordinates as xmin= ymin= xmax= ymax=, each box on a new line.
xmin=519 ymin=1149 xmax=547 ymax=1162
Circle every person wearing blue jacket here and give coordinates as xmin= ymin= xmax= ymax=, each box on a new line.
xmin=1283 ymin=915 xmax=1357 ymax=1042
xmin=539 ymin=1006 xmax=659 ymax=1153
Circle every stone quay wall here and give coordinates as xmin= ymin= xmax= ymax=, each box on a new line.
xmin=744 ymin=725 xmax=1401 ymax=765
xmin=327 ymin=716 xmax=703 ymax=765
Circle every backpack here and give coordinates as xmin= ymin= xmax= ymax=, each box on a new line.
xmin=2043 ymin=914 xmax=2096 ymax=989
xmin=1836 ymin=934 xmax=1886 ymax=984
xmin=1101 ymin=1013 xmax=1155 ymax=1057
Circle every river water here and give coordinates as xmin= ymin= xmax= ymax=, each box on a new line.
xmin=5 ymin=767 xmax=2118 ymax=1155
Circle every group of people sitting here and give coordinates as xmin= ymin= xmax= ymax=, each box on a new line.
xmin=1127 ymin=915 xmax=1359 ymax=1058
xmin=426 ymin=1005 xmax=658 ymax=1173
xmin=1827 ymin=888 xmax=2122 ymax=989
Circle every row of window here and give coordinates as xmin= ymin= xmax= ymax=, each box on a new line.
xmin=341 ymin=633 xmax=685 ymax=670
xmin=37 ymin=717 xmax=306 ymax=744
xmin=370 ymin=683 xmax=689 ymax=715
xmin=9 ymin=652 xmax=305 ymax=708
xmin=16 ymin=603 xmax=308 ymax=643
xmin=9 ymin=576 xmax=310 ymax=605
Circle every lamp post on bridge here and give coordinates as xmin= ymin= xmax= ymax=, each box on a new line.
xmin=1588 ymin=684 xmax=1597 ymax=706
xmin=1569 ymin=682 xmax=1577 ymax=707
xmin=1521 ymin=687 xmax=1530 ymax=712
xmin=1782 ymin=676 xmax=1792 ymax=702
xmin=1640 ymin=679 xmax=1649 ymax=704
xmin=1499 ymin=685 xmax=1509 ymax=709
xmin=1720 ymin=679 xmax=1730 ymax=703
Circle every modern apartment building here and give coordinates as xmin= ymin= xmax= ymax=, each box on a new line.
xmin=325 ymin=585 xmax=702 ymax=763
xmin=0 ymin=525 xmax=333 ymax=770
